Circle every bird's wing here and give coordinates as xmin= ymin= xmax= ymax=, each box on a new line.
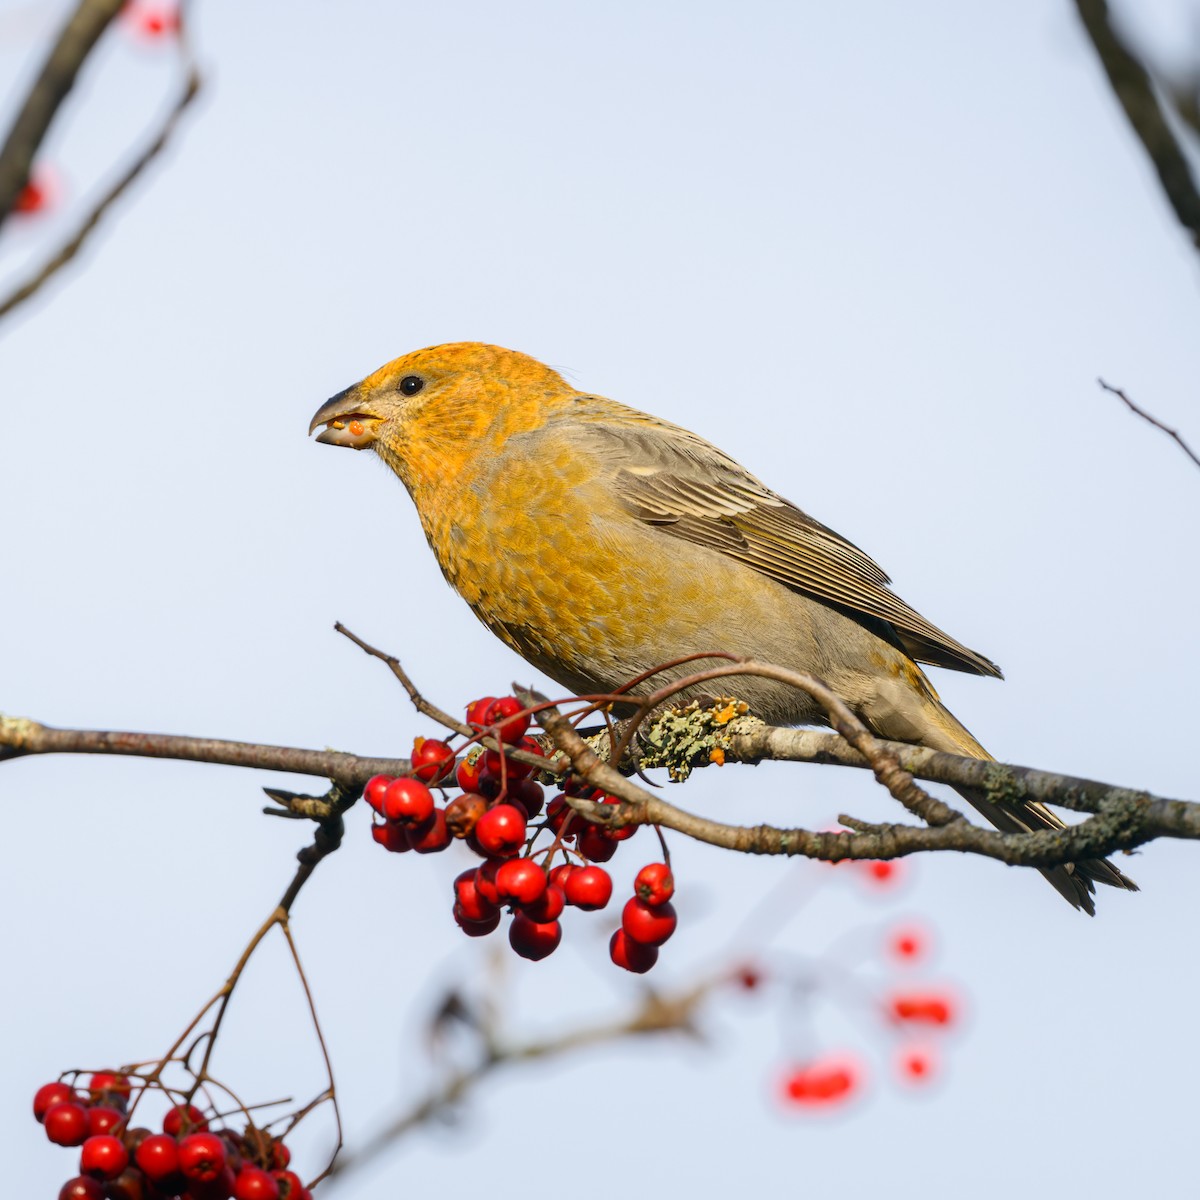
xmin=571 ymin=408 xmax=1001 ymax=678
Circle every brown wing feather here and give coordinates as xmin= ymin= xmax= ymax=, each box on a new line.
xmin=569 ymin=410 xmax=1002 ymax=679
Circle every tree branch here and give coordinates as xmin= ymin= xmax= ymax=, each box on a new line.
xmin=1098 ymin=378 xmax=1200 ymax=471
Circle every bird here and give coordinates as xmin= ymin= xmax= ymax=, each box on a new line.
xmin=309 ymin=341 xmax=1136 ymax=913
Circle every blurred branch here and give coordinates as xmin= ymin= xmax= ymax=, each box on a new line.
xmin=0 ymin=65 xmax=202 ymax=321
xmin=1074 ymin=0 xmax=1200 ymax=252
xmin=329 ymin=973 xmax=717 ymax=1180
xmin=0 ymin=0 xmax=124 ymax=229
xmin=1098 ymin=378 xmax=1200 ymax=471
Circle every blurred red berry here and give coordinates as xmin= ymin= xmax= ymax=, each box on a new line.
xmin=563 ymin=864 xmax=612 ymax=910
xmin=735 ymin=964 xmax=763 ymax=990
xmin=609 ymin=929 xmax=658 ymax=973
xmin=898 ymin=1047 xmax=937 ymax=1084
xmin=633 ymin=862 xmax=674 ymax=906
xmin=889 ymin=992 xmax=955 ymax=1027
xmin=474 ymin=804 xmax=527 ymax=856
xmin=508 ymin=913 xmax=561 ymax=960
xmin=410 ymin=736 xmax=455 ymax=784
xmin=14 ymin=175 xmax=50 ymax=214
xmin=890 ymin=927 xmax=926 ymax=962
xmin=863 ymin=860 xmax=901 ymax=886
xmin=80 ymin=1134 xmax=129 ymax=1180
xmin=45 ymin=1101 xmax=89 ymax=1146
xmin=363 ymin=774 xmax=393 ymax=814
xmin=621 ymin=897 xmax=677 ymax=946
xmin=781 ymin=1059 xmax=860 ymax=1108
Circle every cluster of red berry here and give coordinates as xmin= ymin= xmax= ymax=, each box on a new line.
xmin=121 ymin=2 xmax=181 ymax=38
xmin=364 ymin=695 xmax=678 ymax=972
xmin=34 ymin=1074 xmax=308 ymax=1200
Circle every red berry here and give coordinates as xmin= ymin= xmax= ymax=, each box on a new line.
xmin=136 ymin=1132 xmax=181 ymax=1180
xmin=576 ymin=824 xmax=618 ymax=862
xmin=80 ymin=1134 xmax=129 ymax=1180
xmin=591 ymin=793 xmax=636 ymax=841
xmin=510 ymin=777 xmax=545 ymax=818
xmin=406 ymin=807 xmax=451 ymax=853
xmin=454 ymin=869 xmax=499 ymax=923
xmin=233 ymin=1166 xmax=281 ymax=1200
xmin=363 ymin=774 xmax=393 ymax=814
xmin=621 ymin=897 xmax=677 ymax=946
xmin=100 ymin=1169 xmax=146 ymax=1200
xmin=465 ymin=696 xmax=498 ymax=729
xmin=544 ymin=795 xmax=577 ymax=841
xmin=453 ymin=903 xmax=501 ymax=936
xmin=45 ymin=1101 xmax=90 ymax=1146
xmin=163 ymin=1103 xmax=208 ymax=1136
xmin=381 ymin=777 xmax=435 ymax=825
xmin=445 ymin=791 xmax=488 ymax=837
xmin=87 ymin=1071 xmax=131 ymax=1099
xmin=34 ymin=1081 xmax=76 ymax=1122
xmin=495 ymin=858 xmax=548 ymax=906
xmin=371 ymin=822 xmax=411 ymax=852
xmin=189 ymin=1164 xmax=237 ymax=1199
xmin=271 ymin=1169 xmax=305 ymax=1199
xmin=474 ymin=858 xmax=504 ymax=906
xmin=455 ymin=750 xmax=486 ymax=792
xmin=483 ymin=696 xmax=531 ymax=745
xmin=548 ymin=862 xmax=575 ymax=889
xmin=179 ymin=1131 xmax=227 ymax=1181
xmin=87 ymin=1105 xmax=124 ymax=1136
xmin=609 ymin=929 xmax=658 ymax=973
xmin=474 ymin=804 xmax=527 ymax=856
xmin=734 ymin=964 xmax=763 ymax=990
xmin=58 ymin=1178 xmax=105 ymax=1200
xmin=508 ymin=913 xmax=561 ymax=960
xmin=270 ymin=1143 xmax=291 ymax=1170
xmin=633 ymin=862 xmax=674 ymax=906
xmin=410 ymin=736 xmax=455 ymax=784
xmin=563 ymin=864 xmax=612 ymax=910
xmin=521 ymin=883 xmax=565 ymax=922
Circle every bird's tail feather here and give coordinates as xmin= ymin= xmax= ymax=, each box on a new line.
xmin=921 ymin=703 xmax=1138 ymax=915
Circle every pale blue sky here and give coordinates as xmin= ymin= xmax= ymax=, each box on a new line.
xmin=4 ymin=2 xmax=1199 ymax=1197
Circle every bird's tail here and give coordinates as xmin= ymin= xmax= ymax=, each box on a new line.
xmin=919 ymin=702 xmax=1138 ymax=915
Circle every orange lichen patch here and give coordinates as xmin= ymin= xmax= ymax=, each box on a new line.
xmin=709 ymin=747 xmax=726 ymax=766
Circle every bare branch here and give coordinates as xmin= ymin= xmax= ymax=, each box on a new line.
xmin=1099 ymin=378 xmax=1200 ymax=471
xmin=1074 ymin=0 xmax=1200 ymax=252
xmin=0 ymin=713 xmax=411 ymax=787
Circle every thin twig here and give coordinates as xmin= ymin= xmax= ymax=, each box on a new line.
xmin=1099 ymin=378 xmax=1200 ymax=470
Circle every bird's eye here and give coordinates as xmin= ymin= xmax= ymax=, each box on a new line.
xmin=399 ymin=375 xmax=424 ymax=397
